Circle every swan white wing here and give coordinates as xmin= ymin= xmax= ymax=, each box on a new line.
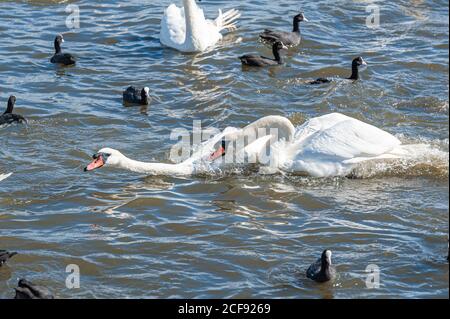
xmin=160 ymin=4 xmax=186 ymax=48
xmin=282 ymin=114 xmax=402 ymax=177
xmin=0 ymin=172 xmax=12 ymax=182
xmin=299 ymin=119 xmax=401 ymax=160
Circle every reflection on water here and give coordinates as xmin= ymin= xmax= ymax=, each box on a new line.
xmin=0 ymin=0 xmax=448 ymax=299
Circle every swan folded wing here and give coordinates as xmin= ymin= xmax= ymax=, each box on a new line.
xmin=294 ymin=113 xmax=351 ymax=144
xmin=160 ymin=4 xmax=186 ymax=46
xmin=300 ymin=119 xmax=402 ymax=161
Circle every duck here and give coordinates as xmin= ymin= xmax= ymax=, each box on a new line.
xmin=239 ymin=41 xmax=288 ymax=67
xmin=123 ymin=86 xmax=151 ymax=106
xmin=160 ymin=0 xmax=241 ymax=52
xmin=14 ymin=279 xmax=54 ymax=299
xmin=0 ymin=250 xmax=17 ymax=267
xmin=0 ymin=96 xmax=26 ymax=125
xmin=306 ymin=250 xmax=336 ymax=283
xmin=84 ymin=113 xmax=424 ymax=178
xmin=310 ymin=57 xmax=367 ymax=84
xmin=50 ymin=34 xmax=76 ymax=65
xmin=259 ymin=12 xmax=308 ymax=47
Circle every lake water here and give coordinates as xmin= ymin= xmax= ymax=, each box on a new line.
xmin=0 ymin=0 xmax=448 ymax=298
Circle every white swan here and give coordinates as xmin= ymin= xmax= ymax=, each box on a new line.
xmin=0 ymin=172 xmax=12 ymax=182
xmin=84 ymin=113 xmax=421 ymax=177
xmin=84 ymin=115 xmax=295 ymax=176
xmin=160 ymin=0 xmax=241 ymax=53
xmin=276 ymin=113 xmax=409 ymax=177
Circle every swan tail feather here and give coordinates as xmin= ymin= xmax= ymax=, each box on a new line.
xmin=215 ymin=8 xmax=241 ymax=32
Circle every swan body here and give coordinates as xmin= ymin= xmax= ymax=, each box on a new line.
xmin=277 ymin=113 xmax=405 ymax=177
xmin=160 ymin=0 xmax=241 ymax=52
xmin=85 ymin=113 xmax=420 ymax=178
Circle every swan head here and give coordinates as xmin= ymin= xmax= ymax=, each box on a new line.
xmin=84 ymin=148 xmax=125 ymax=171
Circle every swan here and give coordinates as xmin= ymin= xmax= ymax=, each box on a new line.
xmin=84 ymin=113 xmax=420 ymax=178
xmin=84 ymin=115 xmax=295 ymax=176
xmin=0 ymin=173 xmax=12 ymax=182
xmin=160 ymin=0 xmax=241 ymax=53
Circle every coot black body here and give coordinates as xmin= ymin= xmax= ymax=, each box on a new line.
xmin=0 ymin=250 xmax=17 ymax=267
xmin=259 ymin=12 xmax=308 ymax=47
xmin=239 ymin=41 xmax=288 ymax=67
xmin=123 ymin=86 xmax=150 ymax=105
xmin=306 ymin=249 xmax=336 ymax=283
xmin=310 ymin=57 xmax=367 ymax=84
xmin=14 ymin=279 xmax=54 ymax=299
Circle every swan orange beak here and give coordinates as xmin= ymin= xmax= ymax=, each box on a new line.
xmin=84 ymin=155 xmax=105 ymax=172
xmin=209 ymin=146 xmax=225 ymax=161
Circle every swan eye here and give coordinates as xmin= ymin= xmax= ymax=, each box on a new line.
xmin=101 ymin=153 xmax=111 ymax=161
xmin=93 ymin=153 xmax=111 ymax=160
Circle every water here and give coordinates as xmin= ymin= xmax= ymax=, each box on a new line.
xmin=0 ymin=0 xmax=448 ymax=299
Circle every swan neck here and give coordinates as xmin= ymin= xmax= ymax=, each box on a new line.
xmin=116 ymin=155 xmax=191 ymax=175
xmin=183 ymin=0 xmax=200 ymax=41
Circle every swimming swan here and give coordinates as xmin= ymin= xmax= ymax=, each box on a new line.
xmin=160 ymin=0 xmax=241 ymax=53
xmin=84 ymin=113 xmax=420 ymax=177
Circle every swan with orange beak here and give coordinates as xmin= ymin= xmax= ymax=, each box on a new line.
xmin=84 ymin=152 xmax=111 ymax=171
